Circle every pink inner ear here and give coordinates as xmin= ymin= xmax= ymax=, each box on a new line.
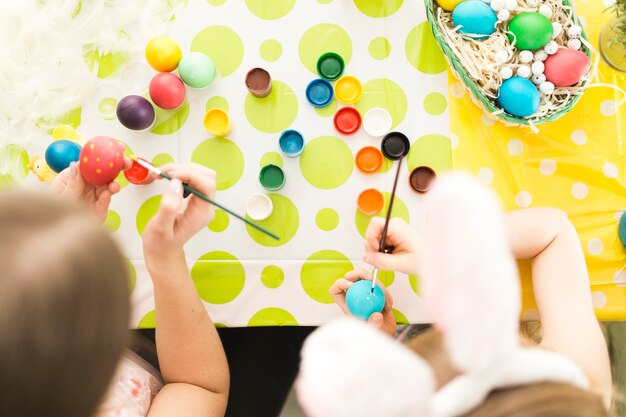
xmin=294 ymin=375 xmax=333 ymax=417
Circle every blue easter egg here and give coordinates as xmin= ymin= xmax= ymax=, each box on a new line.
xmin=345 ymin=280 xmax=385 ymax=320
xmin=452 ymin=0 xmax=497 ymax=40
xmin=618 ymin=212 xmax=626 ymax=248
xmin=45 ymin=140 xmax=82 ymax=173
xmin=497 ymin=77 xmax=540 ymax=117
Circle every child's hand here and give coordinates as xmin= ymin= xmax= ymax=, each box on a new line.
xmin=50 ymin=159 xmax=131 ymax=222
xmin=142 ymin=163 xmax=216 ymax=265
xmin=363 ymin=218 xmax=421 ymax=276
xmin=329 ymin=269 xmax=396 ymax=336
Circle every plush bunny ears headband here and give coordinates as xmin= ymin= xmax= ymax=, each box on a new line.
xmin=296 ymin=173 xmax=588 ymax=417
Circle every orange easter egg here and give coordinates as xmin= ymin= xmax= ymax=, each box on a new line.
xmin=79 ymin=136 xmax=126 ymax=186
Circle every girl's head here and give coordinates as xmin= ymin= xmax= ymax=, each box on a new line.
xmin=0 ymin=192 xmax=130 ymax=417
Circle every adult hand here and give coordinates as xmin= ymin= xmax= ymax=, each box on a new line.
xmin=363 ymin=218 xmax=421 ymax=276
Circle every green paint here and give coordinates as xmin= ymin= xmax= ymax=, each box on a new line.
xmin=248 ymin=307 xmax=298 ymax=326
xmin=301 ymin=250 xmax=353 ymax=303
xmin=260 ymin=152 xmax=284 ymax=168
xmin=317 ymin=52 xmax=344 ymax=80
xmin=191 ymin=26 xmax=244 ymax=77
xmin=300 ymin=136 xmax=353 ymax=189
xmin=244 ymin=80 xmax=298 ymax=133
xmin=260 ymin=39 xmax=283 ymax=62
xmin=354 ymin=0 xmax=404 ymax=17
xmin=150 ymin=101 xmax=190 ymax=135
xmin=424 ymin=92 xmax=447 ymax=115
xmin=246 ymin=194 xmax=298 ymax=247
xmin=315 ymin=208 xmax=339 ymax=231
xmin=104 ymin=210 xmax=121 ymax=232
xmin=407 ymin=134 xmax=452 ymax=173
xmin=208 ymin=209 xmax=230 ymax=232
xmin=191 ymin=251 xmax=245 ymax=304
xmin=261 ymin=265 xmax=285 ymax=288
xmin=405 ymin=22 xmax=447 ymax=74
xmin=191 ymin=137 xmax=244 ymax=190
xmin=355 ymin=192 xmax=409 ymax=238
xmin=369 ymin=37 xmax=391 ymax=60
xmin=355 ymin=78 xmax=408 ymax=128
xmin=259 ymin=164 xmax=285 ymax=191
xmin=299 ymin=24 xmax=352 ymax=74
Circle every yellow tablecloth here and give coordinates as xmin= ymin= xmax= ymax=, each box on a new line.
xmin=449 ymin=0 xmax=626 ymax=320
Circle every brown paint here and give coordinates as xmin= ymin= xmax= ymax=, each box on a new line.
xmin=409 ymin=166 xmax=436 ymax=193
xmin=245 ymin=67 xmax=272 ymax=98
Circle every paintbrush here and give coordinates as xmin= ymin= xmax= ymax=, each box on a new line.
xmin=132 ymin=156 xmax=280 ymax=241
xmin=371 ymin=157 xmax=403 ymax=293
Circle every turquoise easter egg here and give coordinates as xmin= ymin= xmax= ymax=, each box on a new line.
xmin=178 ymin=52 xmax=216 ymax=89
xmin=497 ymin=77 xmax=540 ymax=117
xmin=452 ymin=0 xmax=497 ymax=40
xmin=507 ymin=12 xmax=553 ymax=50
xmin=618 ymin=212 xmax=626 ymax=248
xmin=45 ymin=140 xmax=82 ymax=173
xmin=345 ymin=280 xmax=385 ymax=320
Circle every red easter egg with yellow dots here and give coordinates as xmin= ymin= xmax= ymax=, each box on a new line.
xmin=79 ymin=136 xmax=126 ymax=186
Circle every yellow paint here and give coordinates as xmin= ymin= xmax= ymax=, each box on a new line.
xmin=334 ymin=75 xmax=363 ymax=104
xmin=203 ymin=108 xmax=232 ymax=137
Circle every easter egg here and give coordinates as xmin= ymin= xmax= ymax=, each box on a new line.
xmin=123 ymin=157 xmax=151 ymax=185
xmin=79 ymin=137 xmax=126 ymax=186
xmin=618 ymin=212 xmax=626 ymax=248
xmin=45 ymin=140 xmax=82 ymax=173
xmin=116 ymin=95 xmax=156 ymax=131
xmin=507 ymin=12 xmax=553 ymax=50
xmin=345 ymin=280 xmax=385 ymax=320
xmin=437 ymin=0 xmax=466 ymax=11
xmin=452 ymin=0 xmax=497 ymax=40
xmin=149 ymin=73 xmax=186 ymax=110
xmin=145 ymin=36 xmax=182 ymax=72
xmin=544 ymin=49 xmax=590 ymax=87
xmin=497 ymin=77 xmax=540 ymax=117
xmin=178 ymin=52 xmax=216 ymax=89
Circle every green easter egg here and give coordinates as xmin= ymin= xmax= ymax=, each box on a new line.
xmin=619 ymin=212 xmax=626 ymax=248
xmin=507 ymin=12 xmax=553 ymax=51
xmin=179 ymin=52 xmax=216 ymax=88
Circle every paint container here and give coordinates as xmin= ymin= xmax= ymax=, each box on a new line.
xmin=381 ymin=131 xmax=410 ymax=160
xmin=245 ymin=67 xmax=273 ymax=98
xmin=203 ymin=108 xmax=232 ymax=137
xmin=121 ymin=63 xmax=152 ymax=95
xmin=279 ymin=130 xmax=304 ymax=157
xmin=91 ymin=84 xmax=122 ymax=120
xmin=178 ymin=52 xmax=216 ymax=89
xmin=355 ymin=146 xmax=383 ymax=174
xmin=124 ymin=157 xmax=151 ymax=185
xmin=357 ymin=188 xmax=384 ymax=216
xmin=409 ymin=166 xmax=436 ymax=194
xmin=317 ymin=52 xmax=345 ymax=81
xmin=306 ymin=79 xmax=334 ymax=108
xmin=259 ymin=164 xmax=286 ymax=191
xmin=363 ymin=108 xmax=392 ymax=137
xmin=334 ymin=75 xmax=363 ymax=104
xmin=246 ymin=193 xmax=274 ymax=221
xmin=116 ymin=95 xmax=156 ymax=131
xmin=149 ymin=72 xmax=186 ymax=110
xmin=333 ymin=107 xmax=361 ymax=135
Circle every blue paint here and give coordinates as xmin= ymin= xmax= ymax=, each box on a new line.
xmin=305 ymin=79 xmax=334 ymax=108
xmin=45 ymin=140 xmax=82 ymax=173
xmin=346 ymin=280 xmax=385 ymax=320
xmin=619 ymin=212 xmax=626 ymax=248
xmin=279 ymin=130 xmax=304 ymax=157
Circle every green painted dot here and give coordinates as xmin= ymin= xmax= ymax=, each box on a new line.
xmin=260 ymin=152 xmax=284 ymax=168
xmin=136 ymin=195 xmax=162 ymax=236
xmin=114 ymin=144 xmax=134 ymax=190
xmin=354 ymin=0 xmax=404 ymax=17
xmin=0 ymin=145 xmax=29 ymax=189
xmin=301 ymin=250 xmax=354 ymax=303
xmin=152 ymin=153 xmax=175 ymax=167
xmin=207 ymin=0 xmax=227 ymax=4
xmin=41 ymin=107 xmax=82 ymax=131
xmin=127 ymin=260 xmax=137 ymax=293
xmin=208 ymin=209 xmax=230 ymax=232
xmin=317 ymin=0 xmax=333 ymax=3
xmin=392 ymin=308 xmax=409 ymax=324
xmin=354 ymin=78 xmax=408 ymax=128
xmin=406 ymin=22 xmax=447 ymax=74
xmin=378 ymin=270 xmax=395 ymax=287
xmin=407 ymin=134 xmax=452 ymax=173
xmin=300 ymin=136 xmax=353 ymax=189
xmin=191 ymin=137 xmax=244 ymax=190
xmin=299 ymin=24 xmax=352 ymax=74
xmin=248 ymin=307 xmax=298 ymax=326
xmin=85 ymin=51 xmax=129 ymax=79
xmin=98 ymin=97 xmax=118 ymax=118
xmin=260 ymin=39 xmax=283 ymax=61
xmin=355 ymin=192 xmax=410 ymax=238
xmin=191 ymin=26 xmax=244 ymax=76
xmin=369 ymin=37 xmax=391 ymax=60
xmin=314 ymin=99 xmax=338 ymax=117
xmin=424 ymin=92 xmax=447 ymax=115
xmin=261 ymin=265 xmax=285 ymax=288
xmin=206 ymin=96 xmax=229 ymax=112
xmin=138 ymin=310 xmax=156 ymax=329
xmin=104 ymin=210 xmax=121 ymax=232
xmin=409 ymin=274 xmax=420 ymax=295
xmin=379 ymin=157 xmax=393 ymax=174
xmin=246 ymin=194 xmax=299 ymax=247
xmin=150 ymin=100 xmax=190 ymax=135
xmin=316 ymin=208 xmax=339 ymax=231
xmin=191 ymin=251 xmax=245 ymax=304
xmin=245 ymin=0 xmax=295 ymax=19
xmin=244 ymin=80 xmax=298 ymax=133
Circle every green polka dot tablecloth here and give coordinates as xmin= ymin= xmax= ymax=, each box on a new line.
xmin=87 ymin=0 xmax=452 ymax=328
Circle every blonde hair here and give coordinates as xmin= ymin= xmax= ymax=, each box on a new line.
xmin=405 ymin=328 xmax=610 ymax=417
xmin=0 ymin=192 xmax=130 ymax=417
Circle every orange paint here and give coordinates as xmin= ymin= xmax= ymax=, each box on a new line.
xmin=357 ymin=188 xmax=384 ymax=216
xmin=355 ymin=146 xmax=383 ymax=174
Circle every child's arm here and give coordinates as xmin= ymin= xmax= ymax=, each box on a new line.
xmin=142 ymin=164 xmax=229 ymax=417
xmin=503 ymin=208 xmax=612 ymax=406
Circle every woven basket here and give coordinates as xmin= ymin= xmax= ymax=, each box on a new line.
xmin=425 ymin=0 xmax=592 ymax=127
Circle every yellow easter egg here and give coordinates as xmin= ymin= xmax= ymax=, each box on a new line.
xmin=52 ymin=125 xmax=82 ymax=143
xmin=145 ymin=36 xmax=182 ymax=72
xmin=438 ymin=0 xmax=467 ymax=11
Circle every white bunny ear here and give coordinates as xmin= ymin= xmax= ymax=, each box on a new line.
xmin=419 ymin=173 xmax=521 ymax=374
xmin=296 ymin=318 xmax=435 ymax=417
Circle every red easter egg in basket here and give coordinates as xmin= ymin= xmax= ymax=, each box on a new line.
xmin=79 ymin=136 xmax=126 ymax=186
xmin=544 ymin=49 xmax=590 ymax=87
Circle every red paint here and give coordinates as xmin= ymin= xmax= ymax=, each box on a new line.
xmin=333 ymin=107 xmax=362 ymax=135
xmin=124 ymin=157 xmax=151 ymax=185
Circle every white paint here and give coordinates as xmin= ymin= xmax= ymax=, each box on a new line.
xmin=363 ymin=107 xmax=392 ymax=137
